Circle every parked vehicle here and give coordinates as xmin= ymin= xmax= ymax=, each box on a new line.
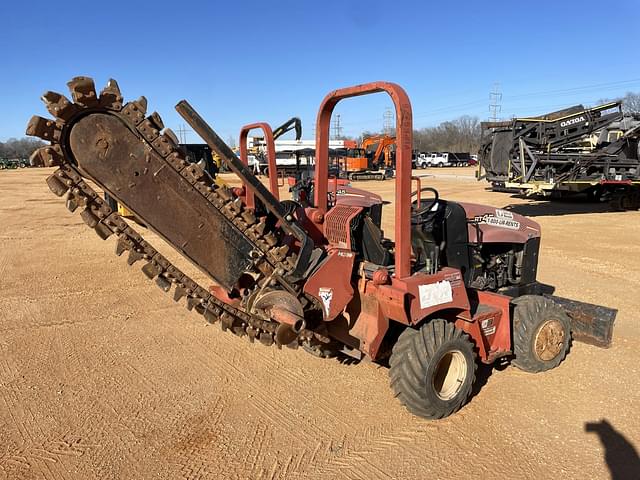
xmin=416 ymin=152 xmax=472 ymax=168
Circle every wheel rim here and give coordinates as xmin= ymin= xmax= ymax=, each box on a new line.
xmin=534 ymin=320 xmax=565 ymax=361
xmin=432 ymin=350 xmax=467 ymax=401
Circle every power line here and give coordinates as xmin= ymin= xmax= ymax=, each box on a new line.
xmin=176 ymin=124 xmax=192 ymax=144
xmin=504 ymin=78 xmax=640 ymax=100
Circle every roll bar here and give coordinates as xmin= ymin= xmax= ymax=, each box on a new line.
xmin=239 ymin=122 xmax=279 ymax=208
xmin=314 ymin=82 xmax=413 ymax=279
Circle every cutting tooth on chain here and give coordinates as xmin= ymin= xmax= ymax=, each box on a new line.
xmin=46 ymin=171 xmax=69 ymax=197
xmin=30 ymin=148 xmax=47 ymax=167
xmin=173 ymin=285 xmax=187 ymax=302
xmin=80 ymin=207 xmax=99 ymax=228
xmin=67 ymin=76 xmax=98 ymax=107
xmin=127 ymin=248 xmax=144 ymax=265
xmin=141 ymin=260 xmax=162 ymax=279
xmin=246 ymin=327 xmax=258 ymax=342
xmin=220 ymin=312 xmax=235 ymax=331
xmin=99 ymin=78 xmax=123 ymax=110
xmin=25 ymin=116 xmax=62 ymax=142
xmin=155 ymin=275 xmax=172 ymax=292
xmin=136 ymin=96 xmax=148 ymax=113
xmin=241 ymin=210 xmax=257 ymax=225
xmin=65 ymin=190 xmax=80 ymax=212
xmin=203 ymin=310 xmax=218 ymax=324
xmin=35 ymin=145 xmax=64 ymax=167
xmin=253 ymin=222 xmax=267 ymax=236
xmin=115 ymin=235 xmax=133 ymax=256
xmin=186 ymin=296 xmax=201 ymax=311
xmin=41 ymin=91 xmax=77 ymax=121
xmin=121 ymin=97 xmax=148 ymax=125
xmin=148 ymin=112 xmax=164 ymax=130
xmin=94 ymin=223 xmax=114 ymax=240
xmin=269 ymin=245 xmax=290 ymax=262
xmin=138 ymin=115 xmax=161 ymax=142
xmin=162 ymin=128 xmax=179 ymax=145
xmin=264 ymin=232 xmax=278 ymax=247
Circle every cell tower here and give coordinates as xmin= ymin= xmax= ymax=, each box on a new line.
xmin=383 ymin=107 xmax=394 ymax=135
xmin=332 ymin=114 xmax=343 ymax=140
xmin=489 ymin=83 xmax=502 ymax=122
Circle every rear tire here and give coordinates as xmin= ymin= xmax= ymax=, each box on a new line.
xmin=389 ymin=319 xmax=476 ymax=419
xmin=511 ymin=296 xmax=571 ymax=373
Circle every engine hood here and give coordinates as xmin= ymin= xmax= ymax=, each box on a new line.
xmin=457 ymin=202 xmax=541 ymax=244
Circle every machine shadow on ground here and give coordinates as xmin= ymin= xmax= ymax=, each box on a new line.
xmin=585 ymin=419 xmax=640 ymax=479
xmin=503 ymin=197 xmax=617 ymax=217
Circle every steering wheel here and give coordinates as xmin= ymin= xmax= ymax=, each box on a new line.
xmin=411 ymin=187 xmax=439 ymax=216
xmin=411 ymin=187 xmax=440 ymax=226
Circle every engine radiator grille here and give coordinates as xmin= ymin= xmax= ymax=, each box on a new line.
xmin=324 ymin=205 xmax=363 ymax=249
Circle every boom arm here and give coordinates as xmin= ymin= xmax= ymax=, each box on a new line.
xmin=363 ymin=135 xmax=396 ymax=167
xmin=272 ymin=117 xmax=302 ymax=141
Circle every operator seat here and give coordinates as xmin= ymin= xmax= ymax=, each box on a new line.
xmin=442 ymin=201 xmax=472 ymax=284
xmin=360 ymin=216 xmax=394 ymax=266
xmin=410 ymin=199 xmax=471 ymax=281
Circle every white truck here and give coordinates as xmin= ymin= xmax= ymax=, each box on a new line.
xmin=416 ymin=152 xmax=449 ymax=168
xmin=416 ymin=152 xmax=472 ymax=168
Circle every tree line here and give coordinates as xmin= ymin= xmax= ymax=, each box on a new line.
xmin=413 ymin=115 xmax=481 ymax=153
xmin=356 ymin=115 xmax=483 ymax=154
xmin=0 ymin=138 xmax=45 ymax=159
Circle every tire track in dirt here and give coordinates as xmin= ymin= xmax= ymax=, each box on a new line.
xmin=0 ymin=248 xmax=9 ymax=284
xmin=174 ymin=322 xmax=364 ymax=435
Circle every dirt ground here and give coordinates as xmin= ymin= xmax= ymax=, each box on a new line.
xmin=1 ymin=167 xmax=638 ymax=480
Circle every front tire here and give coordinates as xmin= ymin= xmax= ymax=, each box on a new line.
xmin=389 ymin=319 xmax=476 ymax=419
xmin=511 ymin=296 xmax=571 ymax=373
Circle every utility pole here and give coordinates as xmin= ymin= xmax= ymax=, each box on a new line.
xmin=176 ymin=123 xmax=192 ymax=144
xmin=331 ymin=114 xmax=343 ymax=140
xmin=383 ymin=107 xmax=394 ymax=135
xmin=489 ymin=83 xmax=502 ymax=122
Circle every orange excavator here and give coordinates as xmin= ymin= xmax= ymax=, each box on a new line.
xmin=340 ymin=135 xmax=395 ymax=180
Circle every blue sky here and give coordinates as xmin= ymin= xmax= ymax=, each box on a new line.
xmin=1 ymin=0 xmax=639 ymax=143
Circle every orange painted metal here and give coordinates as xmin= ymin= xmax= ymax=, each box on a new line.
xmin=303 ymin=249 xmax=356 ymax=321
xmin=239 ymin=122 xmax=279 ymax=208
xmin=348 ymin=283 xmax=389 ymax=358
xmin=314 ymin=82 xmax=414 ymax=279
xmin=476 ymin=290 xmax=512 ymax=361
xmin=411 ymin=176 xmax=422 ymax=207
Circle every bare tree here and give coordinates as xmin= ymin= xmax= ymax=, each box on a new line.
xmin=597 ymin=91 xmax=640 ymax=114
xmin=0 ymin=138 xmax=45 ymax=159
xmin=412 ymin=115 xmax=482 ymax=153
xmin=226 ymin=135 xmax=237 ymax=149
xmin=621 ymin=92 xmax=640 ymax=114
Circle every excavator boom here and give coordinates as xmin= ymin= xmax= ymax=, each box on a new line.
xmin=272 ymin=117 xmax=302 ymax=141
